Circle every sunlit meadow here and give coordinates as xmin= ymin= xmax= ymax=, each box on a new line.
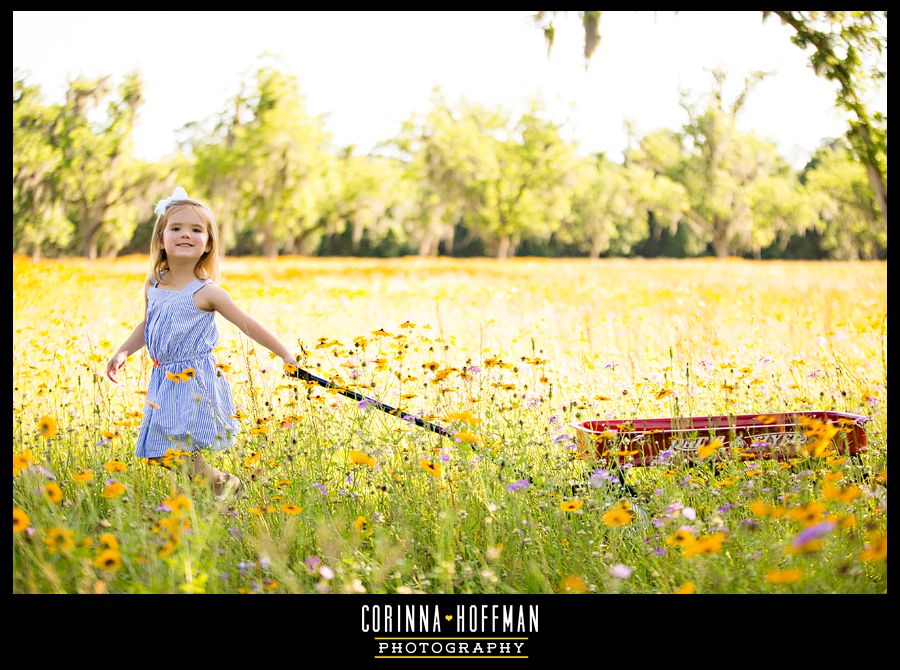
xmin=13 ymin=255 xmax=886 ymax=594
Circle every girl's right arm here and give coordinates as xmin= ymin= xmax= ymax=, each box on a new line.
xmin=106 ymin=280 xmax=150 ymax=384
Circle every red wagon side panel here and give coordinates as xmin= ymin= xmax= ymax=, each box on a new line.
xmin=570 ymin=411 xmax=870 ymax=467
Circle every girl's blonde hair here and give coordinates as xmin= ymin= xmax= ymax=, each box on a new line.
xmin=148 ymin=198 xmax=221 ymax=285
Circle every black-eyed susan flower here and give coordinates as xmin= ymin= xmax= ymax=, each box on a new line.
xmin=455 ymin=431 xmax=481 ymax=444
xmin=13 ymin=507 xmax=30 ymax=533
xmin=602 ymin=507 xmax=633 ymax=526
xmin=682 ymin=532 xmax=725 ymax=557
xmin=44 ymin=482 xmax=63 ymax=503
xmin=94 ymin=548 xmax=122 ymax=571
xmin=163 ymin=495 xmax=191 ymax=515
xmin=666 ymin=529 xmax=696 ymax=547
xmin=697 ymin=437 xmax=723 ymax=460
xmin=274 ymin=479 xmax=291 ymax=488
xmin=788 ymin=502 xmax=825 ymax=527
xmin=98 ymin=533 xmax=119 ymax=550
xmin=181 ymin=368 xmax=196 ymax=379
xmin=37 ymin=415 xmax=57 ymax=439
xmin=558 ymin=575 xmax=588 ymax=593
xmin=44 ymin=527 xmax=75 ymax=554
xmin=104 ymin=460 xmax=127 ymax=473
xmin=165 ymin=371 xmax=182 ymax=383
xmin=765 ymin=568 xmax=804 ymax=584
xmin=673 ymin=581 xmax=696 ymax=594
xmin=560 ymin=500 xmax=583 ymax=513
xmin=279 ymin=504 xmax=302 ymax=515
xmin=75 ymin=469 xmax=94 ymax=484
xmin=100 ymin=481 xmax=126 ymax=498
xmin=419 ymin=459 xmax=441 ymax=477
xmin=13 ymin=448 xmax=35 ymax=476
xmin=353 ymin=515 xmax=370 ymax=533
xmin=349 ymin=450 xmax=375 ymax=467
xmin=860 ymin=532 xmax=887 ymax=562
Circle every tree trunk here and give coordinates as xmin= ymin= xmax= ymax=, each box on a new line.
xmin=263 ymin=225 xmax=277 ymax=258
xmin=712 ymin=223 xmax=729 ymax=258
xmin=863 ymin=161 xmax=887 ymax=231
xmin=418 ymin=232 xmax=435 ymax=257
xmin=497 ymin=235 xmax=511 ymax=260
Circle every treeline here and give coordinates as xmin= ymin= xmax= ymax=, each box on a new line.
xmin=13 ymin=66 xmax=886 ymax=261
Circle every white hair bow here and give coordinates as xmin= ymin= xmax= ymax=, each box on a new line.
xmin=153 ymin=186 xmax=190 ymax=216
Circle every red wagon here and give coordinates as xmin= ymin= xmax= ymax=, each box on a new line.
xmin=570 ymin=411 xmax=871 ymax=467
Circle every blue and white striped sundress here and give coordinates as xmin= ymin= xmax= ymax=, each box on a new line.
xmin=134 ymin=274 xmax=239 ymax=458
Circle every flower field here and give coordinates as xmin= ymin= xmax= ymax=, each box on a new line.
xmin=13 ymin=255 xmax=887 ymax=594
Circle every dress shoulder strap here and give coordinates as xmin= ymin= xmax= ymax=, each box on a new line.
xmin=188 ymin=277 xmax=214 ymax=294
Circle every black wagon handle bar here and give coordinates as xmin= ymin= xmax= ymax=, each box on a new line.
xmin=287 ymin=365 xmax=454 ymax=439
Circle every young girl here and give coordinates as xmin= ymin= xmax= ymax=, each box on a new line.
xmin=106 ymin=186 xmax=296 ymax=499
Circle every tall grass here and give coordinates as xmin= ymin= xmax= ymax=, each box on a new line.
xmin=13 ymin=256 xmax=887 ymax=593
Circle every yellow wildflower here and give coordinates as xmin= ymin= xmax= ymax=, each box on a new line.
xmin=104 ymin=460 xmax=127 ymax=473
xmin=419 ymin=459 xmax=441 ymax=477
xmin=560 ymin=500 xmax=583 ymax=513
xmin=37 ymin=415 xmax=57 ymax=439
xmin=765 ymin=568 xmax=804 ymax=584
xmin=697 ymin=437 xmax=723 ymax=460
xmin=44 ymin=482 xmax=63 ymax=503
xmin=100 ymin=481 xmax=126 ymax=498
xmin=44 ymin=527 xmax=75 ymax=554
xmin=13 ymin=508 xmax=30 ymax=533
xmin=94 ymin=548 xmax=122 ymax=571
xmin=349 ymin=450 xmax=375 ymax=467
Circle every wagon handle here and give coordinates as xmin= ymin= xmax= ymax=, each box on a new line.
xmin=287 ymin=365 xmax=454 ymax=439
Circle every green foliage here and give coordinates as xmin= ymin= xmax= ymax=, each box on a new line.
xmin=12 ymin=58 xmax=885 ymax=260
xmin=803 ymin=142 xmax=885 ymax=259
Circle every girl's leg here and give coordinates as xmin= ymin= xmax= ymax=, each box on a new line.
xmin=189 ymin=450 xmax=243 ymax=498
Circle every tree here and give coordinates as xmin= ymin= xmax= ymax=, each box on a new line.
xmin=13 ymin=77 xmax=71 ymax=260
xmin=468 ymin=100 xmax=579 ymax=258
xmin=560 ymin=154 xmax=687 ymax=257
xmin=189 ymin=66 xmax=333 ymax=257
xmin=533 ymin=10 xmax=887 ymax=232
xmin=389 ymin=91 xmax=498 ymax=256
xmin=627 ymin=70 xmax=811 ymax=258
xmin=55 ymin=72 xmax=151 ymax=259
xmin=764 ymin=11 xmax=886 ymax=231
xmin=803 ymin=141 xmax=885 ymax=260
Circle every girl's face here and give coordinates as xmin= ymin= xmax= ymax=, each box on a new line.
xmin=162 ymin=207 xmax=211 ymax=261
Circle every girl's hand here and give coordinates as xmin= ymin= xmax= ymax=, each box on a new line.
xmin=106 ymin=351 xmax=128 ymax=384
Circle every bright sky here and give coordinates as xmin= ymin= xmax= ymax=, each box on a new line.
xmin=13 ymin=11 xmax=887 ymax=168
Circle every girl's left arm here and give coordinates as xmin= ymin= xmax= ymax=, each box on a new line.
xmin=202 ymin=285 xmax=296 ymax=368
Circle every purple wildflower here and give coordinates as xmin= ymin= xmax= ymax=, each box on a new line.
xmin=507 ymin=479 xmax=531 ymax=492
xmin=358 ymin=398 xmax=375 ymax=410
xmin=548 ymin=415 xmax=559 ymax=425
xmin=792 ymin=521 xmax=836 ymax=548
xmin=228 ymin=526 xmax=243 ymax=540
xmin=653 ymin=547 xmax=667 ymax=556
xmin=651 ymin=517 xmax=664 ymax=528
xmin=311 ymin=483 xmax=327 ymax=495
xmin=717 ymin=503 xmax=735 ymax=513
xmin=155 ymin=503 xmax=172 ymax=512
xmin=552 ymin=433 xmax=572 ymax=444
xmin=305 ymin=555 xmax=321 ymax=572
xmin=467 ymin=365 xmax=481 ymax=374
xmin=589 ymin=468 xmax=616 ymax=488
xmin=319 ymin=565 xmax=335 ymax=580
